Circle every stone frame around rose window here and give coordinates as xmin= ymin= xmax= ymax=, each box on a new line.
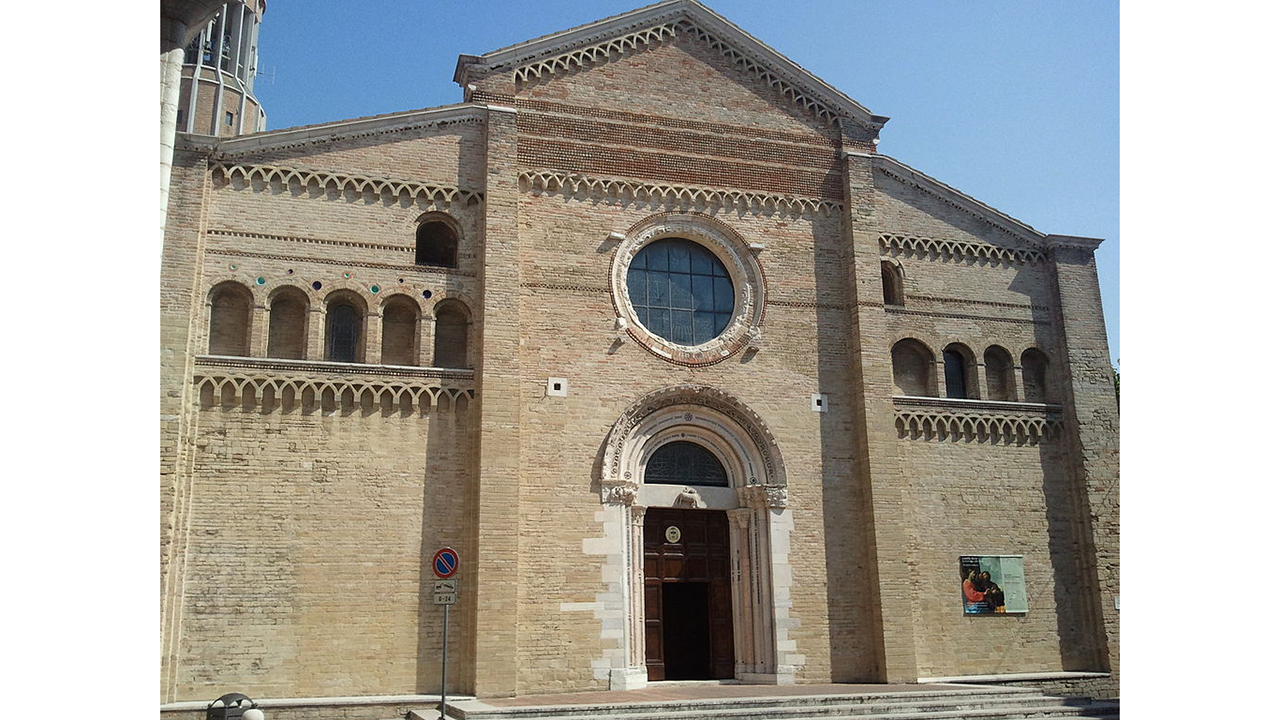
xmin=610 ymin=213 xmax=766 ymax=366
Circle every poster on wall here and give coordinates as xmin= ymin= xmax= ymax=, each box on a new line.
xmin=959 ymin=555 xmax=1028 ymax=614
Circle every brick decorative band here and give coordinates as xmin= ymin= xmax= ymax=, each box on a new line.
xmin=517 ymin=112 xmax=841 ymax=171
xmin=210 ymin=162 xmax=484 ymax=207
xmin=767 ymin=299 xmax=847 ymax=310
xmin=894 ymin=405 xmax=1062 ymax=444
xmin=193 ymin=360 xmax=474 ymax=416
xmin=521 ymin=282 xmax=610 ymax=294
xmin=880 ymin=233 xmax=1046 ymax=266
xmin=474 ymin=92 xmax=840 ymax=148
xmin=503 ymin=20 xmax=867 ymax=130
xmin=885 ymin=307 xmax=1049 ymax=326
xmin=520 ymin=136 xmax=843 ymax=200
xmin=207 ymin=228 xmax=412 ymax=254
xmin=904 ymin=294 xmax=1050 ymax=312
xmin=195 ymin=356 xmax=474 ymax=380
xmin=205 ymin=247 xmax=476 ymax=277
xmin=519 ymin=169 xmax=842 ymax=217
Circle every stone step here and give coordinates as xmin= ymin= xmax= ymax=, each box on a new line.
xmin=441 ymin=688 xmax=1038 ymax=719
xmin=433 ymin=691 xmax=1118 ymax=720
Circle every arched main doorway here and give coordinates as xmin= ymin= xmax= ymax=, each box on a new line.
xmin=596 ymin=386 xmax=795 ymax=690
xmin=642 ymin=441 xmax=734 ymax=680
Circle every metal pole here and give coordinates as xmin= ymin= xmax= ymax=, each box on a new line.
xmin=438 ymin=602 xmax=450 ymax=720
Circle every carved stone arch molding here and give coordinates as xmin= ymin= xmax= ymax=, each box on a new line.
xmin=600 ymin=384 xmax=786 ymax=500
xmin=586 ymin=385 xmax=799 ymax=691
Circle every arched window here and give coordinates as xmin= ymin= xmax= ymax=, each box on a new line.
xmin=267 ymin=287 xmax=308 ymax=359
xmin=325 ymin=296 xmax=364 ymax=363
xmin=644 ymin=441 xmax=728 ymax=487
xmin=881 ymin=261 xmax=904 ymax=306
xmin=380 ymin=296 xmax=420 ymax=366
xmin=433 ymin=300 xmax=470 ymax=368
xmin=626 ymin=238 xmax=734 ymax=346
xmin=208 ymin=282 xmax=252 ymax=356
xmin=943 ymin=343 xmax=977 ymax=399
xmin=891 ymin=339 xmax=935 ymax=396
xmin=1021 ymin=348 xmax=1051 ymax=403
xmin=984 ymin=345 xmax=1015 ymax=402
xmin=416 ymin=220 xmax=458 ymax=268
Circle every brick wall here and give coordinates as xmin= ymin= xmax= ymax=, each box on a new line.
xmin=172 ymin=407 xmax=474 ymax=699
xmin=162 ymin=12 xmax=1117 ymax=703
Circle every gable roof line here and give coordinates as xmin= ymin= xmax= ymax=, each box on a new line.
xmin=454 ymin=0 xmax=887 ymax=131
xmin=208 ymin=103 xmax=488 ymax=156
xmin=867 ymin=152 xmax=1049 ymax=245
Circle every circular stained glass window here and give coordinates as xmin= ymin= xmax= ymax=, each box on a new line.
xmin=626 ymin=239 xmax=734 ymax=346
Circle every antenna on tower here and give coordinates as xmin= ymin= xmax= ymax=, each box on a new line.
xmin=256 ymin=66 xmax=276 ymax=85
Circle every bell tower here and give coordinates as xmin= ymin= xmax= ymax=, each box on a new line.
xmin=175 ymin=0 xmax=268 ymax=137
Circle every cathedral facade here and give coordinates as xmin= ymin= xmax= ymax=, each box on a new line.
xmin=160 ymin=0 xmax=1119 ymax=707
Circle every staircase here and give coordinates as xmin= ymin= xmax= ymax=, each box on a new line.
xmin=421 ymin=686 xmax=1118 ymax=720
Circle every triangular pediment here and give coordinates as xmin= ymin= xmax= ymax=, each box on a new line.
xmin=454 ymin=0 xmax=888 ymax=133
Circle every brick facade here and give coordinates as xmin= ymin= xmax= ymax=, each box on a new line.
xmin=160 ymin=0 xmax=1117 ymax=707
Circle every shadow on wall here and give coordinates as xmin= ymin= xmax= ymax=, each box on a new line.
xmin=811 ymin=217 xmax=881 ymax=682
xmin=416 ymin=393 xmax=477 ymax=695
xmin=1031 ymin=278 xmax=1107 ymax=674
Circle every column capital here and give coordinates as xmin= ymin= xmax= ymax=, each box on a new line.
xmin=600 ymin=481 xmax=637 ymax=506
xmin=737 ymin=484 xmax=788 ymax=509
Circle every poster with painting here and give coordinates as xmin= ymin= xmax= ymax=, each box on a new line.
xmin=959 ymin=555 xmax=1028 ymax=614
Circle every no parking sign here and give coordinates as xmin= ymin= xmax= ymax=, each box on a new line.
xmin=431 ymin=547 xmax=460 ymax=720
xmin=432 ymin=547 xmax=459 ymax=579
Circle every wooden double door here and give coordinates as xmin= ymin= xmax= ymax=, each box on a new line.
xmin=643 ymin=508 xmax=735 ymax=680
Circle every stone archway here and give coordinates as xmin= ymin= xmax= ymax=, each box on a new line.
xmin=595 ymin=385 xmax=796 ymax=690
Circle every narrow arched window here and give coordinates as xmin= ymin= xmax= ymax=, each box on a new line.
xmin=380 ymin=296 xmax=419 ymax=366
xmin=881 ymin=261 xmax=904 ymax=306
xmin=891 ymin=339 xmax=935 ymax=396
xmin=645 ymin=441 xmax=728 ymax=487
xmin=267 ymin=287 xmax=308 ymax=359
xmin=433 ymin=300 xmax=470 ymax=368
xmin=325 ymin=301 xmax=363 ymax=363
xmin=943 ymin=350 xmax=968 ymax=398
xmin=1021 ymin=348 xmax=1051 ymax=403
xmin=416 ymin=221 xmax=458 ymax=268
xmin=984 ymin=345 xmax=1015 ymax=401
xmin=943 ymin=343 xmax=978 ymax=399
xmin=208 ymin=282 xmax=252 ymax=356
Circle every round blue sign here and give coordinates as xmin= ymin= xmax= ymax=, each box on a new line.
xmin=432 ymin=547 xmax=459 ymax=578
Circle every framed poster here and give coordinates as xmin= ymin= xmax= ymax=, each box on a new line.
xmin=959 ymin=555 xmax=1028 ymax=614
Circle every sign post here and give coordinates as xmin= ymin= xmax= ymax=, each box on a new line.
xmin=432 ymin=548 xmax=459 ymax=720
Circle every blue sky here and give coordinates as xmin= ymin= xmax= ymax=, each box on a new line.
xmin=252 ymin=0 xmax=1119 ymax=366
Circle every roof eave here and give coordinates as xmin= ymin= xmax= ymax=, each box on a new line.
xmin=871 ymin=153 xmax=1047 ymax=243
xmin=212 ymin=103 xmax=488 ymax=156
xmin=454 ymin=0 xmax=886 ymax=131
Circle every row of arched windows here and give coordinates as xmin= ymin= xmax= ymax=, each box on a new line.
xmin=207 ymin=281 xmax=471 ymax=368
xmin=892 ymin=338 xmax=1051 ymax=403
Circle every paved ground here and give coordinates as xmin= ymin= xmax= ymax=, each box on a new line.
xmin=480 ymin=682 xmax=969 ymax=707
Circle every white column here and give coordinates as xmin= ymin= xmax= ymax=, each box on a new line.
xmin=610 ymin=504 xmax=649 ymax=690
xmin=160 ymin=18 xmax=188 ymax=234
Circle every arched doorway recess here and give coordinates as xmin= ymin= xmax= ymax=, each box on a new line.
xmin=596 ymin=385 xmax=796 ymax=690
